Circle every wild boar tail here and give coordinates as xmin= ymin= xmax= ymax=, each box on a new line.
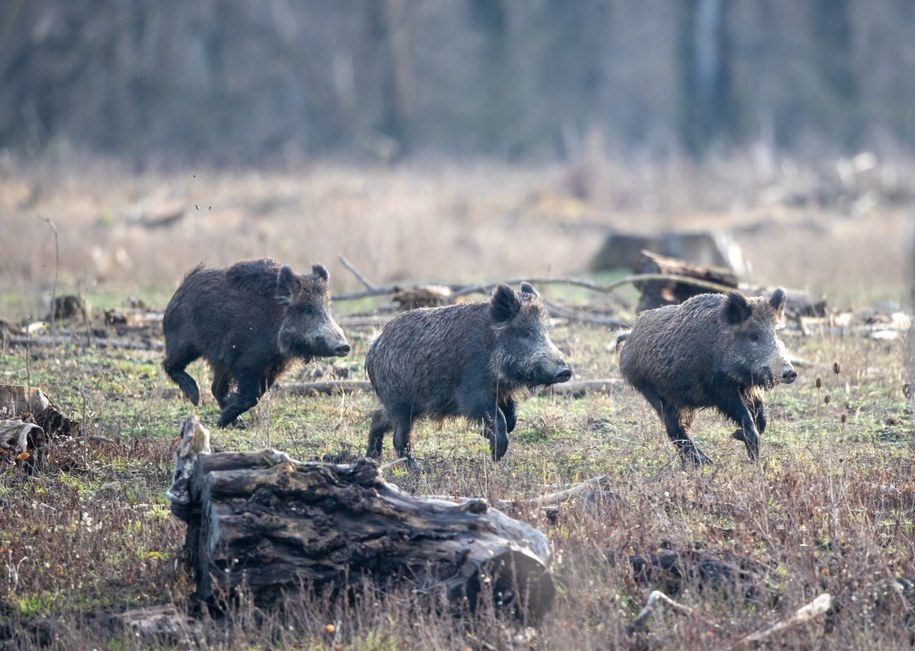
xmin=613 ymin=330 xmax=631 ymax=358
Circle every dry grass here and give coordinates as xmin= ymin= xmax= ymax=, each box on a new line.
xmin=0 ymin=312 xmax=912 ymax=649
xmin=0 ymin=157 xmax=912 ymax=648
xmin=0 ymin=153 xmax=910 ymax=319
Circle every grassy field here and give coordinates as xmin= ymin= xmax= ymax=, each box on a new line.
xmin=0 ymin=159 xmax=913 ymax=649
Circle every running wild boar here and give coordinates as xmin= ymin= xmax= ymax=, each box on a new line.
xmin=618 ymin=288 xmax=796 ymax=465
xmin=366 ymin=282 xmax=572 ymax=462
xmin=163 ymin=259 xmax=350 ymax=427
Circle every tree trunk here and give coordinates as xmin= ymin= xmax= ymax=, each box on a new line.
xmin=167 ymin=427 xmax=554 ymax=620
xmin=677 ymin=0 xmax=736 ymax=156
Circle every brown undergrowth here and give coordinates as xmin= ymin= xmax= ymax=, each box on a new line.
xmin=0 ymin=312 xmax=911 ymax=649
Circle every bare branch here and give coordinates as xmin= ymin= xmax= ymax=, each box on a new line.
xmin=627 ymin=590 xmax=699 ymax=634
xmin=540 ymin=379 xmax=623 ymax=397
xmin=727 ymin=593 xmax=832 ymax=649
xmin=338 ymin=254 xmax=377 ymax=291
xmin=334 ymin=272 xmax=738 ymax=303
xmin=530 ymin=475 xmax=610 ymax=506
xmin=276 ymin=380 xmax=372 ymax=396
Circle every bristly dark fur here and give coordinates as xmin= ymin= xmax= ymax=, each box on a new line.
xmin=162 ymin=259 xmax=348 ymax=428
xmin=365 ymin=282 xmax=571 ymax=463
xmin=619 ymin=288 xmax=795 ymax=466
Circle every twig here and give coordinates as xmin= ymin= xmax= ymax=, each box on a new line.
xmin=530 ymin=475 xmax=609 ymax=506
xmin=449 ymin=273 xmax=739 ymax=299
xmin=338 ymin=254 xmax=377 ymax=291
xmin=334 ymin=272 xmax=738 ymax=302
xmin=425 ymin=475 xmax=612 ymax=510
xmin=725 ymin=593 xmax=832 ymax=649
xmin=627 ymin=590 xmax=704 ymax=634
xmin=539 ymin=379 xmax=623 ymax=397
xmin=7 ymin=334 xmax=164 ymax=351
xmin=277 ymin=380 xmax=373 ymax=396
xmin=540 ymin=297 xmax=631 ymax=328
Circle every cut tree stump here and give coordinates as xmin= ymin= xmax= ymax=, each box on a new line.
xmin=633 ymin=250 xmax=738 ymax=312
xmin=167 ymin=418 xmax=554 ymax=620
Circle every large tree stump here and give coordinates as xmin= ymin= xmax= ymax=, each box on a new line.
xmin=634 ymin=249 xmax=738 ymax=312
xmin=167 ymin=418 xmax=554 ymax=620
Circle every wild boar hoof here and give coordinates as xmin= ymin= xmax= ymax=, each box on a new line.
xmin=679 ymin=446 xmax=713 ymax=467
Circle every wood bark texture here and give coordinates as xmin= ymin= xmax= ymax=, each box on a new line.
xmin=169 ymin=440 xmax=554 ymax=620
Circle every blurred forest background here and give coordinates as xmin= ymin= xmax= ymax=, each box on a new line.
xmin=0 ymin=0 xmax=912 ymax=314
xmin=3 ymin=0 xmax=915 ymax=163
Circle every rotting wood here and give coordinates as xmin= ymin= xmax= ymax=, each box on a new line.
xmin=167 ymin=418 xmax=555 ymax=620
xmin=102 ymin=605 xmax=203 ymax=648
xmin=634 ymin=250 xmax=738 ymax=312
xmin=0 ymin=384 xmax=79 ymax=439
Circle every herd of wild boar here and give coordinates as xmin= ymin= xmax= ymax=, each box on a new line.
xmin=162 ymin=258 xmax=796 ymax=466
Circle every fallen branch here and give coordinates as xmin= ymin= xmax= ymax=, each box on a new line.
xmin=6 ymin=334 xmax=163 ymax=351
xmin=530 ymin=475 xmax=610 ymax=506
xmin=338 ymin=254 xmax=377 ymax=291
xmin=540 ymin=379 xmax=623 ymax=397
xmin=728 ymin=593 xmax=832 ymax=648
xmin=333 ymin=273 xmax=739 ymax=303
xmin=426 ymin=475 xmax=611 ymax=510
xmin=274 ymin=378 xmax=623 ymax=399
xmin=540 ymin=298 xmax=631 ymax=328
xmin=627 ymin=590 xmax=703 ymax=634
xmin=277 ymin=380 xmax=373 ymax=396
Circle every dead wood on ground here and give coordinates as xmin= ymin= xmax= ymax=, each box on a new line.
xmin=167 ymin=418 xmax=555 ymax=619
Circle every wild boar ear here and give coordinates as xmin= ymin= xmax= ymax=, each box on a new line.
xmin=311 ymin=263 xmax=329 ymax=282
xmin=490 ymin=283 xmax=521 ymax=323
xmin=722 ymin=291 xmax=752 ymax=325
xmin=275 ymin=265 xmax=298 ymax=305
xmin=769 ymin=287 xmax=786 ymax=317
xmin=519 ymin=282 xmax=539 ymax=298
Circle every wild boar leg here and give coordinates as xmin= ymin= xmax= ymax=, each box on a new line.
xmin=720 ymin=393 xmax=761 ymax=460
xmin=484 ymin=409 xmax=509 ymax=461
xmin=217 ymin=371 xmax=266 ymax=428
xmin=637 ymin=382 xmax=711 ymax=465
xmin=661 ymin=405 xmax=711 ymax=466
xmin=391 ymin=414 xmax=416 ymax=461
xmin=498 ymin=398 xmax=517 ymax=433
xmin=367 ymin=409 xmax=393 ymax=458
xmin=732 ymin=395 xmax=766 ymax=445
xmin=164 ymin=346 xmax=202 ymax=406
xmin=211 ymin=366 xmax=230 ymax=408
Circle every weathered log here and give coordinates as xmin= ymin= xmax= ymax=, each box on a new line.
xmin=0 ymin=385 xmax=80 ymax=473
xmin=5 ymin=333 xmax=164 ymax=351
xmin=277 ymin=380 xmax=373 ymax=396
xmin=540 ymin=378 xmax=623 ymax=397
xmin=167 ymin=419 xmax=554 ymax=620
xmin=634 ymin=250 xmax=738 ymax=312
xmin=590 ymin=230 xmax=744 ymax=273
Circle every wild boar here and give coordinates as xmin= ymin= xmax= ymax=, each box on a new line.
xmin=366 ymin=282 xmax=572 ymax=462
xmin=618 ymin=288 xmax=796 ymax=465
xmin=163 ymin=259 xmax=349 ymax=426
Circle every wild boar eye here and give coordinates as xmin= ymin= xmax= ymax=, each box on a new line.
xmin=749 ymin=332 xmax=760 ymax=343
xmin=296 ymin=304 xmax=316 ymax=316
